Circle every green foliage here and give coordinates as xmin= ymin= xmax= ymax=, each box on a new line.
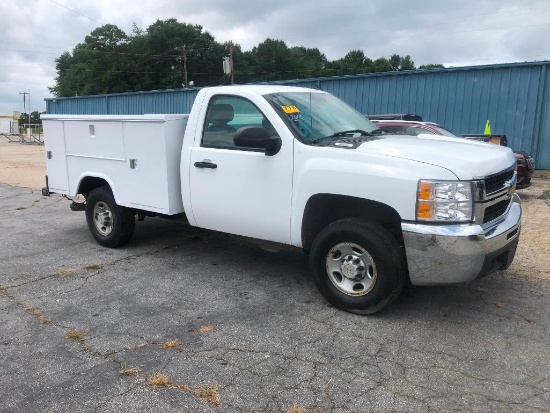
xmin=418 ymin=63 xmax=446 ymax=69
xmin=19 ymin=111 xmax=45 ymax=126
xmin=49 ymin=20 xmax=442 ymax=97
xmin=389 ymin=54 xmax=415 ymax=71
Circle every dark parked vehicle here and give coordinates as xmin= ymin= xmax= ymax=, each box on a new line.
xmin=371 ymin=119 xmax=535 ymax=189
xmin=366 ymin=113 xmax=423 ymax=121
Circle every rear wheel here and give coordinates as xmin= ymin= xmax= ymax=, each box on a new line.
xmin=309 ymin=219 xmax=406 ymax=314
xmin=85 ymin=187 xmax=135 ymax=248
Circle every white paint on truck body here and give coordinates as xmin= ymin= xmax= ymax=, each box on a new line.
xmin=42 ymin=114 xmax=189 ymax=215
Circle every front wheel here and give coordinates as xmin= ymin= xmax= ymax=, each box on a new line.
xmin=309 ymin=219 xmax=406 ymax=314
xmin=85 ymin=187 xmax=135 ymax=248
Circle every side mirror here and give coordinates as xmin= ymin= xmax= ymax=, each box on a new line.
xmin=234 ymin=126 xmax=282 ymax=156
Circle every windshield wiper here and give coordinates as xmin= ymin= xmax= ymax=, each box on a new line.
xmin=370 ymin=128 xmax=391 ymax=135
xmin=311 ymin=129 xmax=374 ymax=143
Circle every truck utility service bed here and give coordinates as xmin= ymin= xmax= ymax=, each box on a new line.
xmin=41 ymin=114 xmax=188 ymax=215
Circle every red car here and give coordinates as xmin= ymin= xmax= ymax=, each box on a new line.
xmin=370 ymin=120 xmax=535 ymax=189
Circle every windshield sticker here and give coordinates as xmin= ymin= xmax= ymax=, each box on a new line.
xmin=281 ymin=105 xmax=300 ymax=114
xmin=289 ymin=114 xmax=304 ymax=121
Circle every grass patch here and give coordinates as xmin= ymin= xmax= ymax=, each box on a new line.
xmin=24 ymin=306 xmax=41 ymax=316
xmin=15 ymin=206 xmax=27 ymax=210
xmin=494 ymin=302 xmax=506 ymax=308
xmin=198 ymin=325 xmax=214 ymax=333
xmin=66 ymin=329 xmax=85 ymax=340
xmin=119 ymin=367 xmax=141 ymax=376
xmin=136 ymin=343 xmax=147 ymax=349
xmin=162 ymin=339 xmax=179 ymax=349
xmin=57 ymin=268 xmax=76 ymax=276
xmin=0 ymin=285 xmax=7 ymax=292
xmin=194 ymin=384 xmax=220 ymax=406
xmin=148 ymin=373 xmax=169 ymax=387
xmin=84 ymin=264 xmax=102 ymax=271
xmin=39 ymin=316 xmax=52 ymax=324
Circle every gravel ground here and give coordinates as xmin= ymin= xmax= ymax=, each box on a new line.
xmin=0 ymin=137 xmax=46 ymax=189
xmin=511 ymin=173 xmax=550 ymax=282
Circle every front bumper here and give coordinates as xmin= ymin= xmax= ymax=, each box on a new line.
xmin=402 ymin=193 xmax=522 ymax=286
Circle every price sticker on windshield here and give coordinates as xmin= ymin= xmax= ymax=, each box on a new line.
xmin=281 ymin=105 xmax=300 ymax=114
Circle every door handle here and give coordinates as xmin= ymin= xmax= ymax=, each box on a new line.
xmin=194 ymin=161 xmax=217 ymax=169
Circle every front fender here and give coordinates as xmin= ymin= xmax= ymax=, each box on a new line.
xmin=290 ymin=145 xmax=457 ymax=246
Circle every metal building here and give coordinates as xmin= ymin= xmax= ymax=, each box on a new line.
xmin=45 ymin=61 xmax=550 ymax=169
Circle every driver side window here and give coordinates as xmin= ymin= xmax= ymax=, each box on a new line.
xmin=202 ymin=96 xmax=272 ymax=149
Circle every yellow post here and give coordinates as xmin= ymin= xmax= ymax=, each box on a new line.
xmin=484 ymin=120 xmax=491 ymax=135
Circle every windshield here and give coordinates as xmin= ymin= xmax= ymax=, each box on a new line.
xmin=263 ymin=91 xmax=378 ymax=143
xmin=430 ymin=125 xmax=460 ymax=137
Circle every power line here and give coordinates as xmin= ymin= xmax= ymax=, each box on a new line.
xmin=46 ymin=0 xmax=102 ymax=24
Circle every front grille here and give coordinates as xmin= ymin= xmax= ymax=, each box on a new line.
xmin=527 ymin=157 xmax=535 ymax=169
xmin=484 ymin=168 xmax=514 ymax=195
xmin=483 ymin=198 xmax=511 ymax=223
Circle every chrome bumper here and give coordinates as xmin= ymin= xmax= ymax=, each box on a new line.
xmin=402 ymin=194 xmax=522 ymax=286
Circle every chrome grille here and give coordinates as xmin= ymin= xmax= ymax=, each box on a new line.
xmin=473 ymin=165 xmax=517 ymax=225
xmin=483 ymin=198 xmax=511 ymax=224
xmin=484 ymin=168 xmax=514 ymax=195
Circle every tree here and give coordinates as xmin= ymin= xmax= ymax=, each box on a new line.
xmin=144 ymin=19 xmax=224 ymax=88
xmin=84 ymin=24 xmax=127 ymax=50
xmin=389 ymin=54 xmax=415 ymax=71
xmin=18 ymin=111 xmax=45 ymax=131
xmin=288 ymin=46 xmax=327 ymax=79
xmin=399 ymin=55 xmax=415 ymax=70
xmin=418 ymin=64 xmax=446 ymax=70
xmin=49 ymin=18 xmax=443 ymax=97
xmin=372 ymin=57 xmax=393 ymax=73
xmin=327 ymin=50 xmax=370 ymax=75
xmin=49 ymin=24 xmax=132 ymax=96
xmin=248 ymin=39 xmax=294 ymax=81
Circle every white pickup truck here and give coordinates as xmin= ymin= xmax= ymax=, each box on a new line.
xmin=41 ymin=85 xmax=522 ymax=314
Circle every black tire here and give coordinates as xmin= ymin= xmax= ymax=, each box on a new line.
xmin=85 ymin=186 xmax=135 ymax=248
xmin=309 ymin=219 xmax=406 ymax=315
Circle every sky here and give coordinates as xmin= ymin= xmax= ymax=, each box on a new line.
xmin=1 ymin=0 xmax=550 ymax=113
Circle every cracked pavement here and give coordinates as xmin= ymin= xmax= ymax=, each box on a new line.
xmin=1 ymin=183 xmax=549 ymax=412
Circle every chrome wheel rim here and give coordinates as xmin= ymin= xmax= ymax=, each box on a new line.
xmin=93 ymin=201 xmax=113 ymax=236
xmin=325 ymin=242 xmax=377 ymax=296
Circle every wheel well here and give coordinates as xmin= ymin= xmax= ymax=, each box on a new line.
xmin=78 ymin=177 xmax=110 ymax=197
xmin=301 ymin=194 xmax=403 ymax=252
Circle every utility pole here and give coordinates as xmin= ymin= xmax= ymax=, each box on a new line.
xmin=19 ymin=90 xmax=30 ymax=135
xmin=174 ymin=45 xmax=190 ymax=87
xmin=230 ymin=44 xmax=234 ymax=85
xmin=223 ymin=43 xmax=235 ymax=85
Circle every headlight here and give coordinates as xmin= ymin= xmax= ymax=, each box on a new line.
xmin=417 ymin=180 xmax=473 ymax=222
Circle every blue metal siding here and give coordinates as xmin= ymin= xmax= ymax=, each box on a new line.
xmin=46 ymin=89 xmax=200 ymax=115
xmin=534 ymin=65 xmax=550 ymax=169
xmin=45 ymin=61 xmax=550 ymax=169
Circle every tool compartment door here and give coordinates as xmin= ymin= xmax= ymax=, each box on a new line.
xmin=43 ymin=119 xmax=69 ymax=193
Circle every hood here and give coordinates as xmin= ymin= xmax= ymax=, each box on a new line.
xmin=353 ymin=133 xmax=516 ymax=179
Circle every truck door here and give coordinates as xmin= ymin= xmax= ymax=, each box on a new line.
xmin=189 ymin=95 xmax=293 ymax=244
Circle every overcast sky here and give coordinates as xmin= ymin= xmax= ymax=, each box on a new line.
xmin=1 ymin=0 xmax=549 ymax=113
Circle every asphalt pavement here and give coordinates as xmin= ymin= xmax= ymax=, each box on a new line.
xmin=1 ymin=184 xmax=549 ymax=412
